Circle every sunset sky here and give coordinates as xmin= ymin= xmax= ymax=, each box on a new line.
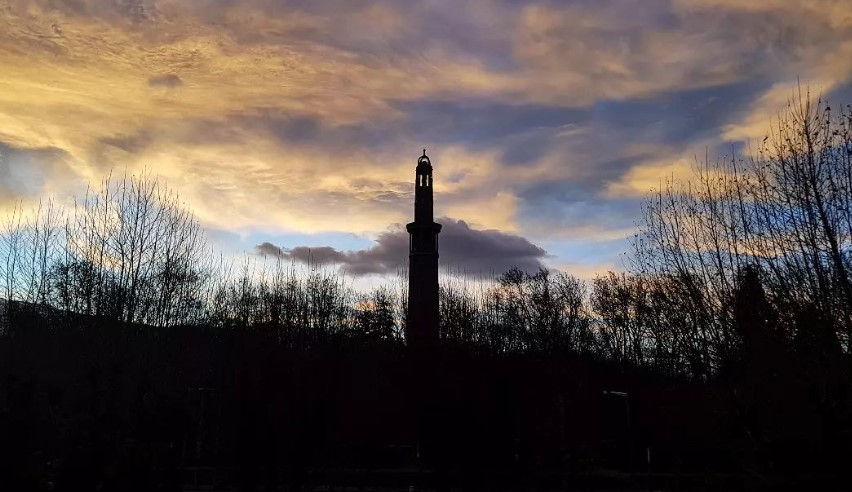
xmin=2 ymin=0 xmax=852 ymax=280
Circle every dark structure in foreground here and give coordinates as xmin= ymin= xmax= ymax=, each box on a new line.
xmin=2 ymin=309 xmax=848 ymax=491
xmin=406 ymin=150 xmax=442 ymax=345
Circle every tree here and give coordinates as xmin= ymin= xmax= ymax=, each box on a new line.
xmin=632 ymin=88 xmax=852 ymax=378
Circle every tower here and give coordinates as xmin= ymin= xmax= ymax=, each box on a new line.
xmin=406 ymin=150 xmax=442 ymax=345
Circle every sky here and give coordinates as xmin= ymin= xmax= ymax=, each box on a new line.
xmin=2 ymin=0 xmax=852 ymax=282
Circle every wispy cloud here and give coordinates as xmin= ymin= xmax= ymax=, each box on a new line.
xmin=1 ymin=0 xmax=851 ymax=276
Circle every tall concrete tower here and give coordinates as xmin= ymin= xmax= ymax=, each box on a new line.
xmin=406 ymin=150 xmax=442 ymax=345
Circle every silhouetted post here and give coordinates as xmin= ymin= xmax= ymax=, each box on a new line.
xmin=406 ymin=150 xmax=442 ymax=347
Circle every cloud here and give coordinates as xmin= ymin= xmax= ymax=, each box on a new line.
xmin=255 ymin=242 xmax=285 ymax=257
xmin=438 ymin=218 xmax=547 ymax=274
xmin=148 ymin=74 xmax=182 ymax=88
xmin=0 ymin=141 xmax=79 ymax=209
xmin=2 ymin=0 xmax=852 ymax=280
xmin=256 ymin=217 xmax=547 ymax=276
xmin=549 ymin=261 xmax=622 ymax=282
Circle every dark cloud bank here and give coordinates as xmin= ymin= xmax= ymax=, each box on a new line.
xmin=256 ymin=218 xmax=547 ymax=276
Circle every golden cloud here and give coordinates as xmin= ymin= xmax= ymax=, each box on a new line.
xmin=1 ymin=0 xmax=852 ymax=247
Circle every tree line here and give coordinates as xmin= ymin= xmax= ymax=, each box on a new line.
xmin=2 ymin=90 xmax=852 ymax=379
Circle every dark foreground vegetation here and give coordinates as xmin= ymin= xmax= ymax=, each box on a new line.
xmin=2 ymin=91 xmax=851 ymax=490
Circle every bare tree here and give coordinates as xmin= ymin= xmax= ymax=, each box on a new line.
xmin=631 ymin=87 xmax=852 ymax=377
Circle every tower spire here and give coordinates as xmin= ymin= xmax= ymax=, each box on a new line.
xmin=406 ymin=150 xmax=442 ymax=345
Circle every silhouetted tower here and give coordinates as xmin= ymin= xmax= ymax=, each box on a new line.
xmin=406 ymin=150 xmax=442 ymax=345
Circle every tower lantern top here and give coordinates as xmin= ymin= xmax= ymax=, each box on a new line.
xmin=418 ymin=149 xmax=431 ymax=167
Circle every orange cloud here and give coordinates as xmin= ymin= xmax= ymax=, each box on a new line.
xmin=1 ymin=0 xmax=852 ymax=282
